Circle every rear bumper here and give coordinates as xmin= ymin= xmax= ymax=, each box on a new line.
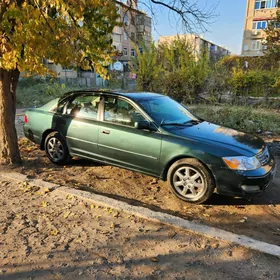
xmin=214 ymin=157 xmax=277 ymax=198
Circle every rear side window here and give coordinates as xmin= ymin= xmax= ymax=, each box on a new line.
xmin=66 ymin=95 xmax=100 ymax=120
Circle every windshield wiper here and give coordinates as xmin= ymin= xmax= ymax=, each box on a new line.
xmin=183 ymin=119 xmax=202 ymax=125
xmin=160 ymin=119 xmax=201 ymax=127
xmin=160 ymin=122 xmax=186 ymax=126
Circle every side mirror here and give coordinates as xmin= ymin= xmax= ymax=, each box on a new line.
xmin=134 ymin=121 xmax=157 ymax=131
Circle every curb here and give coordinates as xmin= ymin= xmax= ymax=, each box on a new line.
xmin=2 ymin=172 xmax=280 ymax=258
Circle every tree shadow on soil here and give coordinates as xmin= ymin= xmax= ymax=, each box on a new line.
xmin=1 ymin=239 xmax=277 ymax=280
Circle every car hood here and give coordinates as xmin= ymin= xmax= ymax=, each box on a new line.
xmin=166 ymin=121 xmax=264 ymax=157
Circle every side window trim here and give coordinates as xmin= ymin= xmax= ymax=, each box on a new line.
xmin=64 ymin=94 xmax=101 ymax=121
xmin=102 ymin=95 xmax=158 ymax=131
xmin=103 ymin=96 xmax=141 ymax=127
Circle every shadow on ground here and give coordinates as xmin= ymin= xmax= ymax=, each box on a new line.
xmin=12 ymin=139 xmax=280 ymax=246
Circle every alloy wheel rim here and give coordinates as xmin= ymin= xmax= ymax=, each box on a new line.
xmin=47 ymin=137 xmax=64 ymax=161
xmin=173 ymin=166 xmax=206 ymax=200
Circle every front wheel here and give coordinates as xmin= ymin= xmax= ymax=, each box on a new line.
xmin=167 ymin=158 xmax=215 ymax=204
xmin=45 ymin=132 xmax=70 ymax=165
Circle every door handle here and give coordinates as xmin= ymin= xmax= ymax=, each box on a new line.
xmin=101 ymin=129 xmax=110 ymax=135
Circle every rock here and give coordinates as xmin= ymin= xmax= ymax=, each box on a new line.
xmin=149 ymin=179 xmax=158 ymax=185
xmin=212 ymin=243 xmax=220 ymax=249
xmin=264 ymin=131 xmax=273 ymax=136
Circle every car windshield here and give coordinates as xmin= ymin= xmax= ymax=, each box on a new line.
xmin=138 ymin=96 xmax=199 ymax=126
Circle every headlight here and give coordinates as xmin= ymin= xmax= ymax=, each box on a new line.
xmin=223 ymin=156 xmax=261 ymax=171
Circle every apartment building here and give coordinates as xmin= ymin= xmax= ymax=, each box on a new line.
xmin=158 ymin=34 xmax=230 ymax=61
xmin=44 ymin=0 xmax=152 ymax=79
xmin=242 ymin=0 xmax=279 ymax=56
xmin=112 ymin=0 xmax=152 ymax=71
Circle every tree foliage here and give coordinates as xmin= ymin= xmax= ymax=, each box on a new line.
xmin=0 ymin=0 xmax=119 ymax=76
xmin=132 ymin=37 xmax=210 ymax=103
xmin=132 ymin=43 xmax=162 ymax=91
xmin=0 ymin=0 xmax=119 ymax=165
xmin=265 ymin=9 xmax=280 ymax=63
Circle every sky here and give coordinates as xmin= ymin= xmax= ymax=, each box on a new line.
xmin=147 ymin=0 xmax=247 ymax=55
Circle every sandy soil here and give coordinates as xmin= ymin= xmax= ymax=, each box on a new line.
xmin=1 ymin=175 xmax=280 ymax=280
xmin=14 ymin=113 xmax=280 ymax=247
xmin=11 ymin=134 xmax=280 ymax=248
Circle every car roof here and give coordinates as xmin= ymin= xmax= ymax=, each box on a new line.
xmin=60 ymin=90 xmax=165 ymax=101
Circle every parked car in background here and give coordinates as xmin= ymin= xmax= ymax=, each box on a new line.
xmin=24 ymin=91 xmax=277 ymax=203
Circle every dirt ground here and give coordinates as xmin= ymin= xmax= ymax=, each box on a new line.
xmin=14 ymin=116 xmax=280 ymax=247
xmin=1 ymin=175 xmax=280 ymax=280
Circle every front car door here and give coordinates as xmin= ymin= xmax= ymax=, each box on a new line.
xmin=97 ymin=96 xmax=162 ymax=176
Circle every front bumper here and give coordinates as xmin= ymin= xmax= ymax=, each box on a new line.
xmin=214 ymin=156 xmax=277 ymax=198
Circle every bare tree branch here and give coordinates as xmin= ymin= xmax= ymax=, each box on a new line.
xmin=138 ymin=0 xmax=218 ymax=33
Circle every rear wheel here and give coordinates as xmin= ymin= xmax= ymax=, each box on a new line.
xmin=45 ymin=132 xmax=70 ymax=165
xmin=167 ymin=158 xmax=215 ymax=204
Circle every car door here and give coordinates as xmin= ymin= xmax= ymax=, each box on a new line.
xmin=97 ymin=96 xmax=162 ymax=175
xmin=57 ymin=93 xmax=102 ymax=158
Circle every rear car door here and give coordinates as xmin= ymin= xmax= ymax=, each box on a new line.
xmin=97 ymin=96 xmax=162 ymax=176
xmin=57 ymin=94 xmax=102 ymax=158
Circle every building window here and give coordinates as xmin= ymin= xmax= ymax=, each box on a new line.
xmin=124 ymin=32 xmax=128 ymax=40
xmin=123 ymin=47 xmax=128 ymax=56
xmin=62 ymin=67 xmax=73 ymax=72
xmin=255 ymin=0 xmax=278 ymax=9
xmin=136 ymin=15 xmax=143 ymax=25
xmin=252 ymin=20 xmax=268 ymax=29
xmin=252 ymin=40 xmax=262 ymax=50
xmin=131 ymin=32 xmax=136 ymax=42
xmin=116 ymin=4 xmax=120 ymax=14
xmin=131 ymin=49 xmax=135 ymax=57
xmin=112 ymin=33 xmax=121 ymax=43
xmin=123 ymin=13 xmax=129 ymax=26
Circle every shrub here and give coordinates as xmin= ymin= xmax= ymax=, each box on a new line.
xmin=189 ymin=105 xmax=280 ymax=135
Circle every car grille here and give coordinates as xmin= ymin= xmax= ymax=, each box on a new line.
xmin=256 ymin=146 xmax=270 ymax=166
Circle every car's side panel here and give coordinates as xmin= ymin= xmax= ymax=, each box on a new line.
xmin=158 ymin=133 xmax=226 ymax=179
xmin=64 ymin=116 xmax=99 ymax=157
xmin=97 ymin=122 xmax=162 ymax=176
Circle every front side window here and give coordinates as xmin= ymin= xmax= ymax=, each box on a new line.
xmin=66 ymin=95 xmax=100 ymax=120
xmin=104 ymin=97 xmax=145 ymax=126
xmin=138 ymin=96 xmax=198 ymax=125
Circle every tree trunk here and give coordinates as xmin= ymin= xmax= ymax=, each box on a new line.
xmin=0 ymin=68 xmax=21 ymax=165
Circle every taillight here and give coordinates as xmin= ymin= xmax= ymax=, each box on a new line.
xmin=24 ymin=115 xmax=28 ymax=123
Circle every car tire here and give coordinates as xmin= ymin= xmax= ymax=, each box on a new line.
xmin=45 ymin=132 xmax=70 ymax=165
xmin=167 ymin=158 xmax=215 ymax=204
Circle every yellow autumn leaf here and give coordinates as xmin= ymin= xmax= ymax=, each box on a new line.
xmin=42 ymin=201 xmax=48 ymax=207
xmin=63 ymin=211 xmax=71 ymax=219
xmin=49 ymin=229 xmax=59 ymax=236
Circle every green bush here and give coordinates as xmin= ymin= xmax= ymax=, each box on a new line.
xmin=189 ymin=105 xmax=280 ymax=135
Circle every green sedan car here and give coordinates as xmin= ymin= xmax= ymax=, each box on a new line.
xmin=24 ymin=90 xmax=277 ymax=204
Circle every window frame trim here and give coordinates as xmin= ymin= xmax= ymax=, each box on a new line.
xmin=101 ymin=95 xmax=159 ymax=131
